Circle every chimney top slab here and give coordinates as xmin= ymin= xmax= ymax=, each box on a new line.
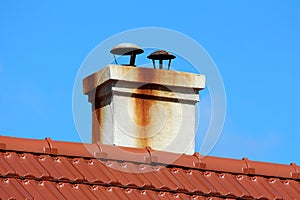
xmin=83 ymin=65 xmax=205 ymax=95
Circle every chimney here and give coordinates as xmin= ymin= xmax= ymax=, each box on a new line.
xmin=83 ymin=44 xmax=205 ymax=155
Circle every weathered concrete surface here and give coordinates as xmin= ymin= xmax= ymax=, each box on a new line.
xmin=83 ymin=65 xmax=205 ymax=155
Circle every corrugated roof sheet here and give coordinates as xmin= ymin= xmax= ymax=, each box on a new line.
xmin=0 ymin=135 xmax=299 ymax=199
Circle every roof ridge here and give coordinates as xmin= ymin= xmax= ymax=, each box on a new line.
xmin=0 ymin=135 xmax=299 ymax=180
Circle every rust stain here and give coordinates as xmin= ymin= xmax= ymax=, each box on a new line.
xmin=99 ymin=108 xmax=106 ymax=144
xmin=134 ymin=97 xmax=153 ymax=127
xmin=91 ymin=82 xmax=117 ymax=144
xmin=92 ymin=109 xmax=101 ymax=144
xmin=92 ymin=105 xmax=109 ymax=144
xmin=133 ymin=89 xmax=155 ymax=148
xmin=91 ymin=87 xmax=110 ymax=144
xmin=133 ymin=68 xmax=178 ymax=148
xmin=133 ymin=68 xmax=157 ymax=148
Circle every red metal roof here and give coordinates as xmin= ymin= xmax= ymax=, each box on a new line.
xmin=0 ymin=135 xmax=299 ymax=199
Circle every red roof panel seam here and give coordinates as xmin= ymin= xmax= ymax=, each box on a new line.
xmin=0 ymin=153 xmax=17 ymax=176
xmin=107 ymin=184 xmax=239 ymax=199
xmin=43 ymin=181 xmax=67 ymax=200
xmin=274 ymin=180 xmax=299 ymax=199
xmin=2 ymin=160 xmax=300 ymax=184
xmin=169 ymin=168 xmax=204 ymax=193
xmin=2 ymin=155 xmax=299 ymax=183
xmin=288 ymin=180 xmax=300 ymax=195
xmin=37 ymin=156 xmax=77 ymax=181
xmin=22 ymin=154 xmax=50 ymax=179
xmin=256 ymin=177 xmax=284 ymax=199
xmin=0 ymin=183 xmax=10 ymax=199
xmin=210 ymin=173 xmax=242 ymax=197
xmin=226 ymin=175 xmax=252 ymax=198
xmin=78 ymin=184 xmax=100 ymax=200
xmin=2 ymin=176 xmax=299 ymax=199
xmin=2 ymin=135 xmax=298 ymax=180
xmin=236 ymin=176 xmax=264 ymax=199
xmin=79 ymin=183 xmax=235 ymax=199
xmin=0 ymin=175 xmax=194 ymax=196
xmin=66 ymin=157 xmax=94 ymax=183
xmin=8 ymin=178 xmax=34 ymax=199
xmin=22 ymin=179 xmax=66 ymax=199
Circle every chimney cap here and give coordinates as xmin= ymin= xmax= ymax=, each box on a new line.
xmin=110 ymin=43 xmax=144 ymax=55
xmin=147 ymin=50 xmax=176 ymax=60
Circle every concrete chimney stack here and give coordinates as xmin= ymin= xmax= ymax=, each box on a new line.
xmin=83 ymin=48 xmax=205 ymax=155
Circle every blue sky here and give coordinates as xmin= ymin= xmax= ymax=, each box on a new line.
xmin=1 ymin=1 xmax=300 ymax=164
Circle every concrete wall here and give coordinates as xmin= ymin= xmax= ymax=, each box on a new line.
xmin=84 ymin=65 xmax=205 ymax=155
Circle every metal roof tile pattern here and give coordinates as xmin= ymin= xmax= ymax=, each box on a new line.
xmin=57 ymin=182 xmax=99 ymax=200
xmin=0 ymin=178 xmax=32 ymax=199
xmin=70 ymin=157 xmax=119 ymax=184
xmin=37 ymin=155 xmax=84 ymax=181
xmin=0 ymin=153 xmax=15 ymax=176
xmin=0 ymin=178 xmax=221 ymax=200
xmin=105 ymin=161 xmax=152 ymax=188
xmin=0 ymin=135 xmax=299 ymax=199
xmin=142 ymin=165 xmax=185 ymax=191
xmin=20 ymin=179 xmax=65 ymax=199
xmin=2 ymin=152 xmax=49 ymax=179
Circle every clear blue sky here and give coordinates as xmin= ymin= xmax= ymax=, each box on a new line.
xmin=1 ymin=1 xmax=299 ymax=164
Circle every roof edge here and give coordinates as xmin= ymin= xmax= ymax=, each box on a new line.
xmin=0 ymin=135 xmax=299 ymax=180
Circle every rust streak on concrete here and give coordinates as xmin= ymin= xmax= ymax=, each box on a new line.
xmin=91 ymin=87 xmax=110 ymax=144
xmin=133 ymin=68 xmax=157 ymax=148
xmin=134 ymin=95 xmax=156 ymax=148
xmin=92 ymin=109 xmax=101 ymax=143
